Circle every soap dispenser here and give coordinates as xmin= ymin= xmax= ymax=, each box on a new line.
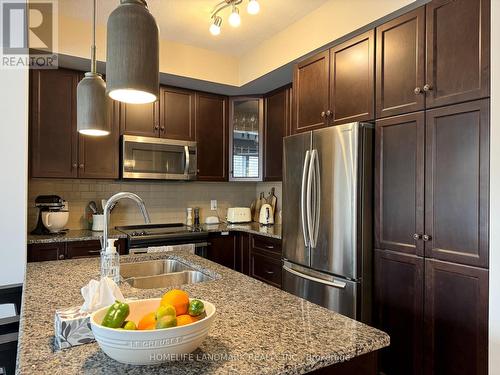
xmin=101 ymin=239 xmax=120 ymax=283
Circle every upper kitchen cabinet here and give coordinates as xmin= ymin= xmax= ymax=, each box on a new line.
xmin=425 ymin=99 xmax=489 ymax=268
xmin=78 ymin=102 xmax=120 ymax=179
xmin=195 ymin=92 xmax=228 ymax=181
xmin=292 ymin=51 xmax=330 ymax=133
xmin=375 ymin=112 xmax=425 ymax=256
xmin=229 ymin=97 xmax=264 ymax=181
xmin=159 ymin=86 xmax=196 ymax=141
xmin=376 ymin=7 xmax=425 ymax=118
xmin=425 ymin=0 xmax=490 ymax=108
xmin=330 ymin=30 xmax=375 ymax=125
xmin=30 ymin=69 xmax=78 ymax=178
xmin=119 ymin=100 xmax=159 ymax=138
xmin=30 ymin=69 xmax=120 ymax=179
xmin=264 ymin=85 xmax=291 ymax=181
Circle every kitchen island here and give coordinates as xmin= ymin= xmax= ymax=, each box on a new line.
xmin=16 ymin=251 xmax=388 ymax=374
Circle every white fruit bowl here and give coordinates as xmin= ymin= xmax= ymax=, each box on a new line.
xmin=90 ymin=298 xmax=215 ymax=365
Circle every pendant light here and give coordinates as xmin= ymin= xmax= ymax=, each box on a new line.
xmin=77 ymin=0 xmax=110 ymax=136
xmin=106 ymin=0 xmax=159 ymax=104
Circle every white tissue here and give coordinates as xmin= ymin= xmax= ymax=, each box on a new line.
xmin=79 ymin=277 xmax=124 ymax=313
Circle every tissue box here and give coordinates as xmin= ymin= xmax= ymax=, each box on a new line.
xmin=54 ymin=306 xmax=95 ymax=350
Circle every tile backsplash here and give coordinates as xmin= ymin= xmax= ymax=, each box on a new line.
xmin=28 ymin=179 xmax=282 ymax=231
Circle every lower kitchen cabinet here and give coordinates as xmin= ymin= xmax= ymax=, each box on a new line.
xmin=249 ymin=235 xmax=282 ymax=288
xmin=374 ymin=249 xmax=489 ymax=375
xmin=424 ymin=259 xmax=488 ymax=375
xmin=28 ymin=239 xmax=127 ymax=262
xmin=207 ymin=233 xmax=236 ymax=269
xmin=374 ymin=249 xmax=424 ymax=375
xmin=27 ymin=242 xmax=66 ymax=262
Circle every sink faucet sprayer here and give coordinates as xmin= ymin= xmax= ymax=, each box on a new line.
xmin=100 ymin=192 xmax=151 ymax=281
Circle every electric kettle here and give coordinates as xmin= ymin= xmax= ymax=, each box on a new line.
xmin=259 ymin=204 xmax=274 ymax=226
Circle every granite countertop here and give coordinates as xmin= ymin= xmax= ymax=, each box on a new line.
xmin=27 ymin=229 xmax=127 ymax=244
xmin=27 ymin=223 xmax=281 ymax=245
xmin=17 ymin=252 xmax=389 ymax=374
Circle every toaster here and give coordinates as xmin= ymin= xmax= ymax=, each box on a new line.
xmin=227 ymin=207 xmax=252 ymax=223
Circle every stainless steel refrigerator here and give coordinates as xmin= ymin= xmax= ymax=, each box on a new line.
xmin=282 ymin=122 xmax=373 ymax=322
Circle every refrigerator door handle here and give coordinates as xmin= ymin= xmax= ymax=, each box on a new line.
xmin=307 ymin=149 xmax=317 ymax=248
xmin=283 ymin=265 xmax=347 ymax=289
xmin=312 ymin=149 xmax=321 ymax=248
xmin=307 ymin=150 xmax=318 ymax=249
xmin=301 ymin=150 xmax=311 ymax=247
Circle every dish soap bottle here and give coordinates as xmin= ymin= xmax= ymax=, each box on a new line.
xmin=101 ymin=239 xmax=120 ymax=283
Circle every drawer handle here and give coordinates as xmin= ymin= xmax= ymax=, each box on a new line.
xmin=264 ymin=245 xmax=274 ymax=249
xmin=265 ymin=270 xmax=274 ymax=275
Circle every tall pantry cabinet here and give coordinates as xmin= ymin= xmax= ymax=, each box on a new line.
xmin=373 ymin=1 xmax=490 ymax=375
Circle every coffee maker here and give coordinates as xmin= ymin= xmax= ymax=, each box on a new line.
xmin=31 ymin=195 xmax=68 ymax=235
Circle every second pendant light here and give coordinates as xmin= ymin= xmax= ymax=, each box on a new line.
xmin=106 ymin=0 xmax=159 ymax=104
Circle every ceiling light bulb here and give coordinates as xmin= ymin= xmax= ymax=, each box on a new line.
xmin=209 ymin=16 xmax=222 ymax=36
xmin=247 ymin=0 xmax=260 ymax=15
xmin=228 ymin=6 xmax=241 ymax=27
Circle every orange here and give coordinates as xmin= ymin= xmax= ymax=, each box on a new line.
xmin=176 ymin=314 xmax=198 ymax=326
xmin=161 ymin=289 xmax=189 ymax=316
xmin=137 ymin=312 xmax=156 ymax=330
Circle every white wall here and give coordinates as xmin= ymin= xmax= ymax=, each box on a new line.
xmin=489 ymin=0 xmax=500 ymax=372
xmin=0 ymin=39 xmax=28 ymax=284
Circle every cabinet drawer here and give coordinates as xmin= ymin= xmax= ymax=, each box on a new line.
xmin=27 ymin=243 xmax=66 ymax=262
xmin=251 ymin=235 xmax=281 ymax=256
xmin=66 ymin=240 xmax=102 ymax=259
xmin=250 ymin=251 xmax=282 ymax=288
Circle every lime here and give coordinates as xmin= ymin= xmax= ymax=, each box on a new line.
xmin=188 ymin=299 xmax=205 ymax=316
xmin=156 ymin=315 xmax=177 ymax=329
xmin=156 ymin=304 xmax=176 ymax=320
xmin=122 ymin=321 xmax=137 ymax=330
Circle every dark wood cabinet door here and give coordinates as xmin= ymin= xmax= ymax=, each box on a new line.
xmin=330 ymin=30 xmax=375 ymax=125
xmin=235 ymin=232 xmax=250 ymax=275
xmin=292 ymin=51 xmax=329 ymax=133
xmin=425 ymin=0 xmax=490 ymax=108
xmin=264 ymin=86 xmax=290 ymax=181
xmin=159 ymin=86 xmax=195 ymax=141
xmin=374 ymin=249 xmax=424 ymax=375
xmin=195 ymin=92 xmax=228 ymax=181
xmin=424 ymin=259 xmax=488 ymax=375
xmin=27 ymin=242 xmax=66 ymax=262
xmin=66 ymin=240 xmax=102 ymax=259
xmin=119 ymin=101 xmax=159 ymax=137
xmin=207 ymin=233 xmax=236 ymax=269
xmin=78 ymin=101 xmax=120 ymax=179
xmin=425 ymin=100 xmax=489 ymax=267
xmin=376 ymin=7 xmax=425 ymax=118
xmin=30 ymin=69 xmax=78 ymax=178
xmin=375 ymin=112 xmax=425 ymax=256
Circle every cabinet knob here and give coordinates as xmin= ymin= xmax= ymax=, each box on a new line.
xmin=154 ymin=124 xmax=159 ymax=130
xmin=58 ymin=254 xmax=65 ymax=260
xmin=72 ymin=163 xmax=77 ymax=169
xmin=320 ymin=111 xmax=326 ymax=118
xmin=326 ymin=110 xmax=332 ymax=118
xmin=160 ymin=126 xmax=165 ymax=132
xmin=423 ymin=84 xmax=433 ymax=92
xmin=79 ymin=164 xmax=84 ymax=169
xmin=414 ymin=87 xmax=422 ymax=95
xmin=413 ymin=233 xmax=422 ymax=240
xmin=423 ymin=234 xmax=432 ymax=241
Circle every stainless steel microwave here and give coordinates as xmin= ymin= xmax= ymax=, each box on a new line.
xmin=121 ymin=135 xmax=197 ymax=180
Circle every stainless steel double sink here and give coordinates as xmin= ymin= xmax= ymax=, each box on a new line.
xmin=120 ymin=259 xmax=213 ymax=289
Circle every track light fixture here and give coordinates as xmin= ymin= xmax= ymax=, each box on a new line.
xmin=209 ymin=0 xmax=260 ymax=36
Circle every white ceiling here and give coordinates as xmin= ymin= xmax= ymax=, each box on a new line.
xmin=59 ymin=0 xmax=330 ymax=57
